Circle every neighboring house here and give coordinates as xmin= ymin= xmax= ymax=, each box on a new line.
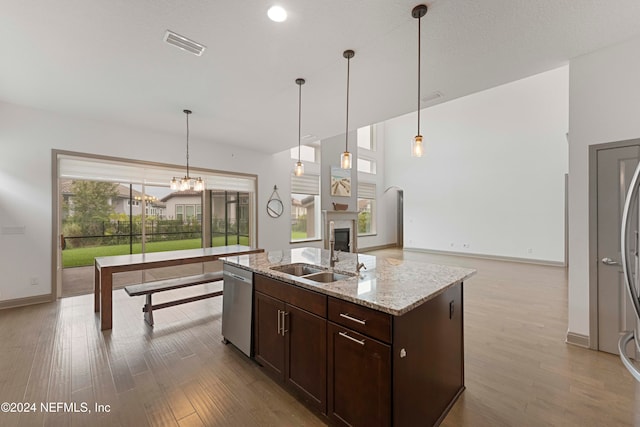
xmin=161 ymin=190 xmax=202 ymax=221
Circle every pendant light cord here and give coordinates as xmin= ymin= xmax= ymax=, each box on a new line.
xmin=298 ymin=82 xmax=302 ymax=162
xmin=185 ymin=111 xmax=190 ymax=178
xmin=345 ymin=55 xmax=351 ymax=152
xmin=417 ymin=14 xmax=421 ymax=136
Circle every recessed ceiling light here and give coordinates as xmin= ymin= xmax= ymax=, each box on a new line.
xmin=267 ymin=5 xmax=287 ymax=22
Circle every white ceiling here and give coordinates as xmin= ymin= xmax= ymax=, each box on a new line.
xmin=2 ymin=0 xmax=640 ymax=154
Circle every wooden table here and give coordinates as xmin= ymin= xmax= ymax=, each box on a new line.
xmin=94 ymin=245 xmax=263 ymax=330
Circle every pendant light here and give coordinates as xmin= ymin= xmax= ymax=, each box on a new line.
xmin=294 ymin=78 xmax=306 ymax=177
xmin=170 ymin=109 xmax=205 ymax=192
xmin=340 ymin=49 xmax=355 ymax=169
xmin=411 ymin=4 xmax=428 ymax=158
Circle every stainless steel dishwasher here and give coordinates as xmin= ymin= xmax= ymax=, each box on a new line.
xmin=221 ymin=264 xmax=254 ymax=357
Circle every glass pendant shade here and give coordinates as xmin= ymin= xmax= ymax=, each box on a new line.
xmin=193 ymin=177 xmax=205 ymax=192
xmin=341 ymin=151 xmax=352 ymax=169
xmin=170 ymin=177 xmax=179 ymax=190
xmin=412 ymin=135 xmax=424 ymax=157
xmin=294 ymin=161 xmax=304 ymax=177
xmin=179 ymin=177 xmax=190 ymax=191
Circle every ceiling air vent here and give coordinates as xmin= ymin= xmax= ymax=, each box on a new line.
xmin=163 ymin=30 xmax=206 ymax=56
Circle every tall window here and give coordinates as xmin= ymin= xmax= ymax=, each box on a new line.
xmin=358 ymin=182 xmax=376 ymax=236
xmin=357 ymin=158 xmax=376 ymax=174
xmin=291 ymin=174 xmax=321 ymax=242
xmin=290 ymin=145 xmax=318 ymax=163
xmin=357 ymin=126 xmax=374 ymax=151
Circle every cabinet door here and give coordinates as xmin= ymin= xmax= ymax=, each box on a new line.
xmin=328 ymin=322 xmax=391 ymax=427
xmin=285 ymin=304 xmax=327 ymax=413
xmin=254 ymin=291 xmax=286 ymax=379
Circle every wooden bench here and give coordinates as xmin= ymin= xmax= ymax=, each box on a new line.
xmin=124 ymin=271 xmax=224 ymax=326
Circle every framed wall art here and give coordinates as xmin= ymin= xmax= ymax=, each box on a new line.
xmin=330 ymin=166 xmax=351 ymax=197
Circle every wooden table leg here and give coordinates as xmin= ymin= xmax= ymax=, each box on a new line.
xmin=94 ymin=262 xmax=100 ymax=313
xmin=100 ymin=267 xmax=113 ymax=330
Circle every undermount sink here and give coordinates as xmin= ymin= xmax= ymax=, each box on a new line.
xmin=270 ymin=263 xmax=324 ymax=276
xmin=301 ymin=271 xmax=353 ymax=283
xmin=270 ymin=263 xmax=354 ymax=283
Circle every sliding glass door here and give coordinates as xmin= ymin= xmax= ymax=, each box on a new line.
xmin=211 ymin=191 xmax=250 ymax=246
xmin=56 ymin=152 xmax=256 ymax=297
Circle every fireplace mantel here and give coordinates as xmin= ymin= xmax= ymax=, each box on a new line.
xmin=322 ymin=210 xmax=358 ymax=252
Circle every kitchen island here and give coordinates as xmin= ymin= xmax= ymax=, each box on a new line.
xmin=221 ymin=247 xmax=475 ymax=427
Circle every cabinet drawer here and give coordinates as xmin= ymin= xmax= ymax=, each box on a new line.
xmin=255 ymin=274 xmax=326 ymax=317
xmin=328 ymin=297 xmax=392 ymax=343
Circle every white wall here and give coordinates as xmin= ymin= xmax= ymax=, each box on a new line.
xmin=384 ymin=66 xmax=569 ymax=262
xmin=0 ymin=101 xmax=291 ymax=302
xmin=568 ymin=34 xmax=640 ymax=336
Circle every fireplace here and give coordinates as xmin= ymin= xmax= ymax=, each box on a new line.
xmin=323 ymin=210 xmax=358 ymax=253
xmin=334 ymin=228 xmax=350 ymax=252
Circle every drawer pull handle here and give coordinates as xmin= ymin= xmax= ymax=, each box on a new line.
xmin=277 ymin=309 xmax=282 ymax=335
xmin=282 ymin=311 xmax=288 ymax=335
xmin=340 ymin=313 xmax=366 ymax=325
xmin=339 ymin=331 xmax=365 ymax=346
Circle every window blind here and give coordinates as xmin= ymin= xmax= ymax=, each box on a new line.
xmin=291 ymin=174 xmax=320 ymax=195
xmin=358 ymin=182 xmax=376 ymax=199
xmin=58 ymin=155 xmax=255 ymax=192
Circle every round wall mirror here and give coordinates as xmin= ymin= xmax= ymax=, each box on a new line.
xmin=267 ymin=185 xmax=284 ymax=218
xmin=267 ymin=198 xmax=283 ymax=218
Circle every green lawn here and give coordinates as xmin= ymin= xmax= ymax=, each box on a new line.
xmin=62 ymin=236 xmax=250 ymax=268
xmin=291 ymin=231 xmax=308 ymax=241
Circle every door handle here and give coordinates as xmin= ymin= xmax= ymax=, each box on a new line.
xmin=602 ymin=257 xmax=621 ymax=266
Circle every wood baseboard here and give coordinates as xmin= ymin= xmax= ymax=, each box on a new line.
xmin=0 ymin=294 xmax=54 ymax=310
xmin=403 ymin=247 xmax=566 ymax=267
xmin=360 ymin=243 xmax=398 ymax=252
xmin=565 ymin=331 xmax=590 ymax=348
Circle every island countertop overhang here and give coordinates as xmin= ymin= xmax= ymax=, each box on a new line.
xmin=221 ymin=247 xmax=476 ymax=316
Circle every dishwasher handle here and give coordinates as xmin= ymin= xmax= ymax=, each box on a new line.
xmin=223 ymin=271 xmax=252 ymax=283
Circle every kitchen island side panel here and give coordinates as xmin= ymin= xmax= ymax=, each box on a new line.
xmin=392 ymin=282 xmax=464 ymax=426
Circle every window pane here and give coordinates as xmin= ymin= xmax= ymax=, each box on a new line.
xmin=211 ymin=191 xmax=252 ymax=247
xmin=358 ymin=198 xmax=375 ymax=235
xmin=357 ymin=158 xmax=376 ymax=174
xmin=357 ymin=126 xmax=373 ymax=151
xmin=291 ymin=194 xmax=320 ymax=241
xmin=290 ymin=145 xmax=316 ymax=163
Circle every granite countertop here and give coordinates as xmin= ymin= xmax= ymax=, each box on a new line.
xmin=221 ymin=247 xmax=476 ymax=316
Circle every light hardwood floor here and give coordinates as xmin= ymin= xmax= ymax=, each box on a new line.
xmin=1 ymin=249 xmax=639 ymax=426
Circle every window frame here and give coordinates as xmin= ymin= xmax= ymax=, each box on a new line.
xmin=357 ymin=182 xmax=377 ymax=237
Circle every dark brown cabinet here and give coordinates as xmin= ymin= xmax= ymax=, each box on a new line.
xmin=254 ymin=291 xmax=285 ymax=376
xmin=327 ymin=322 xmax=391 ymax=426
xmin=254 ymin=273 xmax=464 ymax=427
xmin=254 ymin=274 xmax=327 ymax=413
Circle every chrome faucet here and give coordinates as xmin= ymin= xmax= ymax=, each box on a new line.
xmin=355 ymin=251 xmax=366 ymax=273
xmin=329 ymin=221 xmax=339 ymax=267
xmin=330 ymin=242 xmax=339 ymax=267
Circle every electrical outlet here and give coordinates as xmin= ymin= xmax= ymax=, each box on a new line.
xmin=462 ymin=243 xmax=470 ymax=248
xmin=30 ymin=277 xmax=38 ymax=286
xmin=527 ymin=248 xmax=533 ymax=254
